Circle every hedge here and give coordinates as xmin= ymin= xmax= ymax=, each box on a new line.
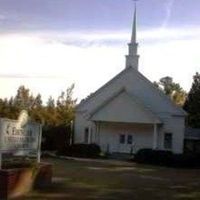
xmin=134 ymin=148 xmax=200 ymax=168
xmin=134 ymin=149 xmax=173 ymax=166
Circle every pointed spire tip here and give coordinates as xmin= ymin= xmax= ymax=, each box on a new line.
xmin=131 ymin=1 xmax=137 ymax=43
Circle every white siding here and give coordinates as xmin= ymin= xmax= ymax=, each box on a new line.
xmin=91 ymin=91 xmax=159 ymax=124
xmin=74 ymin=68 xmax=185 ymax=154
xmin=98 ymin=122 xmax=153 ymax=153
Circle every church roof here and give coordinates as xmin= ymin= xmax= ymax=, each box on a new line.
xmin=77 ymin=66 xmax=186 ymax=117
xmin=78 ymin=67 xmax=129 ymax=108
xmin=89 ymin=88 xmax=161 ymax=124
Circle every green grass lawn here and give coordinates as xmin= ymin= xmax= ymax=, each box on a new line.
xmin=18 ymin=157 xmax=200 ymax=200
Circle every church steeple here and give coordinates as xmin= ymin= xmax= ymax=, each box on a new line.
xmin=131 ymin=5 xmax=137 ymax=43
xmin=125 ymin=3 xmax=139 ymax=70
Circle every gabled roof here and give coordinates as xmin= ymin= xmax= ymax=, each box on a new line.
xmin=77 ymin=67 xmax=131 ymax=109
xmin=130 ymin=68 xmax=187 ymax=116
xmin=77 ymin=66 xmax=186 ymax=116
xmin=89 ymin=88 xmax=161 ymax=124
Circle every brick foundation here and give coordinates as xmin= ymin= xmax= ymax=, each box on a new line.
xmin=0 ymin=163 xmax=52 ymax=199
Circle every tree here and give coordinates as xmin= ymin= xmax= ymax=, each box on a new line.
xmin=56 ymin=84 xmax=77 ymax=126
xmin=154 ymin=76 xmax=187 ymax=106
xmin=30 ymin=94 xmax=44 ymax=123
xmin=14 ymin=86 xmax=33 ymax=110
xmin=47 ymin=96 xmax=55 ymax=108
xmin=0 ymin=98 xmax=9 ymax=118
xmin=184 ymin=72 xmax=200 ymax=128
xmin=0 ymin=84 xmax=77 ymax=126
xmin=44 ymin=96 xmax=58 ymax=126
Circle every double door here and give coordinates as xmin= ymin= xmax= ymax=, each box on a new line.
xmin=118 ymin=133 xmax=134 ymax=153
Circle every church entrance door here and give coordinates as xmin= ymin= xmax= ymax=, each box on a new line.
xmin=118 ymin=134 xmax=134 ymax=153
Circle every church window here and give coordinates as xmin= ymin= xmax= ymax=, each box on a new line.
xmin=120 ymin=134 xmax=125 ymax=144
xmin=84 ymin=127 xmax=89 ymax=144
xmin=164 ymin=133 xmax=172 ymax=149
xmin=127 ymin=135 xmax=133 ymax=144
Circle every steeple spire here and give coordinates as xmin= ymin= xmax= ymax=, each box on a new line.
xmin=131 ymin=4 xmax=137 ymax=43
xmin=125 ymin=2 xmax=139 ymax=70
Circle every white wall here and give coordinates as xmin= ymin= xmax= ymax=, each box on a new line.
xmin=74 ymin=113 xmax=185 ymax=154
xmin=157 ymin=115 xmax=185 ymax=154
xmin=75 ymin=68 xmax=185 ymax=154
xmin=91 ymin=91 xmax=159 ymax=124
xmin=98 ymin=122 xmax=154 ymax=153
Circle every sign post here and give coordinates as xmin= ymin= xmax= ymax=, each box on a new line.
xmin=37 ymin=124 xmax=42 ymax=163
xmin=0 ymin=152 xmax=2 ymax=170
xmin=0 ymin=118 xmax=2 ymax=169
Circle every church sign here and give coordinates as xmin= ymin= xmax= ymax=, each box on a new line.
xmin=0 ymin=117 xmax=52 ymax=199
xmin=0 ymin=118 xmax=41 ymax=151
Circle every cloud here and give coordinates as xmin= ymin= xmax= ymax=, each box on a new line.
xmin=0 ymin=14 xmax=6 ymax=21
xmin=0 ymin=73 xmax=68 ymax=79
xmin=34 ymin=27 xmax=200 ymax=46
xmin=140 ymin=38 xmax=200 ymax=91
xmin=0 ymin=27 xmax=200 ymax=102
xmin=0 ymin=32 xmax=125 ymax=102
xmin=161 ymin=0 xmax=175 ymax=28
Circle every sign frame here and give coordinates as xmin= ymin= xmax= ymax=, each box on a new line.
xmin=0 ymin=118 xmax=42 ymax=169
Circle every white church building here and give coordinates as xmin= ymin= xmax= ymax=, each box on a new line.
xmin=74 ymin=6 xmax=186 ymax=154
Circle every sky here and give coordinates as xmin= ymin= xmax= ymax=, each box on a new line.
xmin=0 ymin=0 xmax=200 ymax=103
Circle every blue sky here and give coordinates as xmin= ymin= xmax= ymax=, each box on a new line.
xmin=0 ymin=0 xmax=200 ymax=31
xmin=0 ymin=0 xmax=200 ymax=102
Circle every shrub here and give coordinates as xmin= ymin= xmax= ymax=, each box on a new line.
xmin=134 ymin=149 xmax=173 ymax=166
xmin=134 ymin=148 xmax=153 ymax=163
xmin=151 ymin=150 xmax=173 ymax=165
xmin=134 ymin=148 xmax=200 ymax=168
xmin=172 ymin=153 xmax=200 ymax=168
xmin=57 ymin=143 xmax=101 ymax=158
xmin=42 ymin=125 xmax=71 ymax=151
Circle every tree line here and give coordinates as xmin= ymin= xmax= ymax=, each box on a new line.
xmin=0 ymin=72 xmax=200 ymax=128
xmin=0 ymin=84 xmax=76 ymax=127
xmin=154 ymin=72 xmax=200 ymax=128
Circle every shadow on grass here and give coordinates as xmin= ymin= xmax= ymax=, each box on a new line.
xmin=19 ymin=180 xmax=99 ymax=200
xmin=174 ymin=192 xmax=200 ymax=199
xmin=17 ymin=158 xmax=200 ymax=200
xmin=18 ymin=178 xmax=200 ymax=200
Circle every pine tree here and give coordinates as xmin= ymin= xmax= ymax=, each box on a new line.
xmin=184 ymin=72 xmax=200 ymax=128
